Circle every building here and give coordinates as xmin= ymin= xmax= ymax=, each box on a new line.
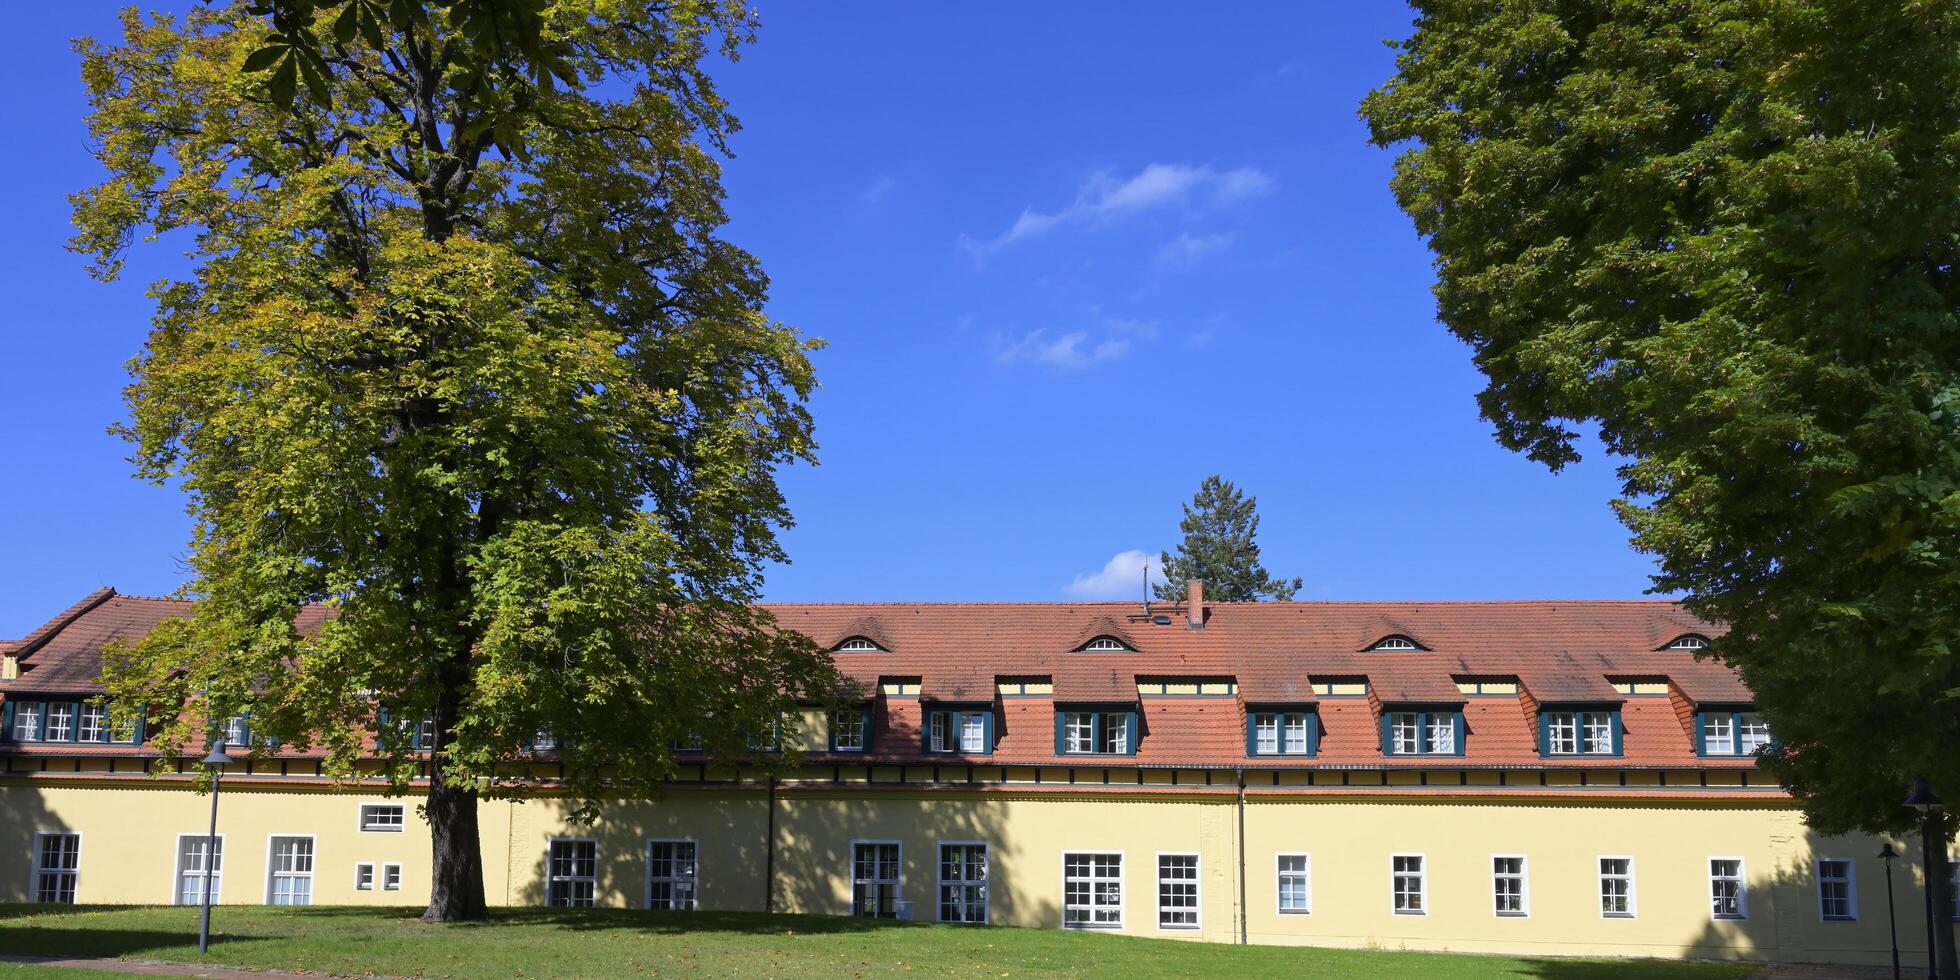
xmin=1 ymin=585 xmax=1953 ymax=966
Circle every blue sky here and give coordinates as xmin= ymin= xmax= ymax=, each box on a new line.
xmin=0 ymin=4 xmax=1661 ymax=636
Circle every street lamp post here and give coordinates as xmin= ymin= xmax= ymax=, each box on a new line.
xmin=1906 ymin=778 xmax=1958 ymax=980
xmin=197 ymin=740 xmax=232 ymax=957
xmin=1882 ymin=842 xmax=1903 ymax=980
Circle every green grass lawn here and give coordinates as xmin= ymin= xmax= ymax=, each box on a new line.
xmin=0 ymin=905 xmax=1764 ymax=979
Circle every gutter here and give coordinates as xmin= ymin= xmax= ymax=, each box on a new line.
xmin=1236 ymin=767 xmax=1247 ymax=945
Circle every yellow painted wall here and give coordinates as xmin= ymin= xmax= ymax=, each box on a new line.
xmin=1 ymin=780 xmax=1948 ymax=967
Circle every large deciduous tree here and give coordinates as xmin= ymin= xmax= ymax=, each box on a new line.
xmin=1363 ymin=3 xmax=1960 ymax=970
xmin=1155 ymin=475 xmax=1302 ymax=603
xmin=72 ymin=0 xmax=839 ymax=922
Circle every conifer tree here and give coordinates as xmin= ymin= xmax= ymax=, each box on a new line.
xmin=1155 ymin=476 xmax=1302 ymax=602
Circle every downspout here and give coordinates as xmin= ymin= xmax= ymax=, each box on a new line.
xmin=1236 ymin=768 xmax=1248 ymax=945
xmin=765 ymin=775 xmax=778 ymax=913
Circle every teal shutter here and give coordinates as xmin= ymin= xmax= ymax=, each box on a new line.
xmin=1537 ymin=711 xmax=1550 ymax=758
xmin=979 ymin=711 xmax=995 ymax=756
xmin=1053 ymin=710 xmax=1066 ymax=755
xmin=1245 ymin=712 xmax=1261 ymax=757
xmin=1451 ymin=712 xmax=1466 ymax=757
xmin=1124 ymin=710 xmax=1138 ymax=756
xmin=1 ymin=700 xmax=14 ymax=741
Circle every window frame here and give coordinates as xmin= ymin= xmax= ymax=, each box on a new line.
xmin=830 ymin=704 xmax=869 ymax=753
xmin=172 ymin=832 xmax=224 ymax=907
xmin=31 ymin=831 xmax=81 ymax=904
xmin=1080 ymin=636 xmax=1131 ymax=652
xmin=1155 ymin=852 xmax=1201 ymax=931
xmin=354 ymin=861 xmax=376 ymax=891
xmin=1708 ymin=856 xmax=1747 ymax=920
xmin=1390 ymin=852 xmax=1426 ymax=916
xmin=1380 ymin=707 xmax=1465 ymax=757
xmin=1061 ymin=850 xmax=1124 ymax=930
xmin=850 ymin=839 xmax=903 ymax=919
xmin=645 ymin=837 xmax=699 ymax=911
xmin=936 ymin=840 xmax=989 ymax=925
xmin=382 ymin=862 xmax=402 ymax=892
xmin=1598 ymin=855 xmax=1638 ymax=919
xmin=835 ymin=637 xmax=883 ymax=652
xmin=923 ymin=706 xmax=994 ymax=756
xmin=1815 ymin=857 xmax=1857 ymax=921
xmin=1246 ymin=707 xmax=1317 ymax=757
xmin=356 ymin=802 xmax=406 ymax=833
xmin=1275 ymin=852 xmax=1311 ymax=915
xmin=1667 ymin=634 xmax=1711 ymax=651
xmin=1696 ymin=707 xmax=1771 ymax=757
xmin=546 ymin=837 xmax=599 ymax=908
xmin=1370 ymin=636 xmax=1421 ymax=651
xmin=1054 ymin=706 xmax=1138 ymax=757
xmin=1538 ymin=707 xmax=1623 ymax=757
xmin=1491 ymin=853 xmax=1528 ymax=918
xmin=264 ymin=833 xmax=317 ymax=907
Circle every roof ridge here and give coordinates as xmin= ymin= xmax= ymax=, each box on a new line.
xmin=13 ymin=587 xmax=119 ymax=660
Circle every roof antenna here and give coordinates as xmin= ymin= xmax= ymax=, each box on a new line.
xmin=1142 ymin=558 xmax=1152 ymax=615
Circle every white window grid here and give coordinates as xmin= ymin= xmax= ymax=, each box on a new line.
xmin=1704 ymin=714 xmax=1735 ymax=754
xmin=358 ymin=803 xmax=406 ymax=833
xmin=1063 ymin=851 xmax=1123 ymax=929
xmin=45 ymin=703 xmax=74 ymax=742
xmin=1282 ymin=714 xmax=1310 ymax=753
xmin=1082 ymin=637 xmax=1128 ymax=652
xmin=937 ymin=841 xmax=988 ymax=924
xmin=173 ymin=833 xmax=223 ymax=906
xmin=1372 ymin=637 xmax=1418 ymax=651
xmin=832 ymin=708 xmax=866 ymax=751
xmin=646 ymin=839 xmax=698 ymax=911
xmin=1738 ymin=713 xmax=1771 ymax=753
xmin=1599 ymin=856 xmax=1637 ymax=918
xmin=1391 ymin=853 xmax=1425 ymax=915
xmin=547 ymin=838 xmax=598 ymax=907
xmin=1709 ymin=857 xmax=1747 ymax=919
xmin=1157 ymin=853 xmax=1199 ymax=929
xmin=382 ymin=863 xmax=402 ymax=891
xmin=1276 ymin=853 xmax=1310 ymax=914
xmin=13 ymin=703 xmax=41 ymax=741
xmin=1390 ymin=713 xmax=1421 ymax=755
xmin=959 ymin=714 xmax=986 ymax=753
xmin=1546 ymin=712 xmax=1580 ymax=754
xmin=836 ymin=637 xmax=881 ymax=652
xmin=355 ymin=862 xmax=376 ymax=891
xmin=1254 ymin=714 xmax=1279 ymax=754
xmin=1099 ymin=713 xmax=1129 ymax=754
xmin=1492 ymin=854 xmax=1528 ymax=917
xmin=1426 ymin=714 xmax=1456 ymax=754
xmin=266 ymin=835 xmax=315 ymax=906
xmin=929 ymin=712 xmax=949 ymax=752
xmin=78 ymin=704 xmax=107 ymax=742
xmin=1064 ymin=713 xmax=1095 ymax=754
xmin=33 ymin=832 xmax=80 ymax=904
xmin=851 ymin=840 xmax=901 ymax=918
xmin=1816 ymin=857 xmax=1857 ymax=921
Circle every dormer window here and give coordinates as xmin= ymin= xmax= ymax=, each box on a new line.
xmin=1080 ymin=636 xmax=1131 ymax=653
xmin=1380 ymin=707 xmax=1463 ymax=756
xmin=1697 ymin=709 xmax=1771 ymax=756
xmin=1666 ymin=634 xmax=1710 ymax=651
xmin=835 ymin=637 xmax=884 ymax=653
xmin=1370 ymin=636 xmax=1421 ymax=652
xmin=1540 ymin=708 xmax=1621 ymax=757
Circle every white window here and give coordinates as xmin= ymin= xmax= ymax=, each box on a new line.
xmin=1252 ymin=713 xmax=1312 ymax=755
xmin=1064 ymin=713 xmax=1095 ymax=754
xmin=1283 ymin=714 xmax=1310 ymax=753
xmin=34 ymin=833 xmax=80 ymax=903
xmin=359 ymin=803 xmax=405 ymax=832
xmin=267 ymin=836 xmax=315 ymax=906
xmin=1738 ymin=713 xmax=1771 ymax=753
xmin=1817 ymin=858 xmax=1856 ymax=920
xmin=959 ymin=713 xmax=986 ymax=753
xmin=1709 ymin=858 xmax=1746 ymax=919
xmin=836 ymin=637 xmax=882 ymax=652
xmin=547 ymin=839 xmax=597 ymax=907
xmin=1546 ymin=712 xmax=1579 ymax=754
xmin=929 ymin=712 xmax=949 ymax=752
xmin=1392 ymin=854 xmax=1425 ymax=914
xmin=78 ymin=704 xmax=107 ymax=742
xmin=175 ymin=834 xmax=222 ymax=906
xmin=1157 ymin=854 xmax=1199 ymax=929
xmin=1082 ymin=637 xmax=1129 ymax=652
xmin=938 ymin=842 xmax=987 ymax=924
xmin=1599 ymin=857 xmax=1636 ymax=917
xmin=646 ymin=840 xmax=697 ymax=910
xmin=851 ymin=841 xmax=901 ymax=918
xmin=1063 ymin=852 xmax=1123 ymax=928
xmin=225 ymin=716 xmax=250 ymax=747
xmin=1276 ymin=853 xmax=1311 ymax=914
xmin=1492 ymin=855 xmax=1527 ymax=916
xmin=1668 ymin=635 xmax=1709 ymax=650
xmin=1254 ymin=714 xmax=1279 ymax=754
xmin=532 ymin=731 xmax=556 ymax=751
xmin=13 ymin=703 xmax=42 ymax=741
xmin=1426 ymin=714 xmax=1456 ymax=754
xmin=1390 ymin=713 xmax=1421 ymax=754
xmin=355 ymin=862 xmax=375 ymax=891
xmin=45 ymin=703 xmax=73 ymax=742
xmin=832 ymin=708 xmax=866 ymax=751
xmin=1099 ymin=713 xmax=1129 ymax=754
xmin=1372 ymin=636 xmax=1419 ymax=651
xmin=1583 ymin=713 xmax=1614 ymax=753
xmin=1704 ymin=713 xmax=1735 ymax=754
xmin=382 ymin=863 xmax=402 ymax=891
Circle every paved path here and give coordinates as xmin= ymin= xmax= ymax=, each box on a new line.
xmin=0 ymin=954 xmax=359 ymax=978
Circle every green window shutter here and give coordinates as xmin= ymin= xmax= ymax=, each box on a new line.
xmin=1 ymin=700 xmax=14 ymax=741
xmin=1053 ymin=711 xmax=1066 ymax=755
xmin=1124 ymin=710 xmax=1138 ymax=756
xmin=1451 ymin=712 xmax=1466 ymax=757
xmin=979 ymin=711 xmax=995 ymax=756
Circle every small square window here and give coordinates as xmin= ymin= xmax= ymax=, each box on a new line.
xmin=354 ymin=862 xmax=375 ymax=891
xmin=382 ymin=863 xmax=402 ymax=892
xmin=359 ymin=803 xmax=406 ymax=832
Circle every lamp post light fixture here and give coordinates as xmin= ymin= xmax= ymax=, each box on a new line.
xmin=1882 ymin=842 xmax=1902 ymax=980
xmin=1905 ymin=778 xmax=1958 ymax=980
xmin=197 ymin=740 xmax=232 ymax=957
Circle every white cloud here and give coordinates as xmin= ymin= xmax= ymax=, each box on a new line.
xmin=860 ymin=174 xmax=896 ymax=205
xmin=1065 ymin=549 xmax=1157 ymax=600
xmin=1154 ymin=232 xmax=1234 ymax=267
xmin=996 ymin=329 xmax=1131 ymax=369
xmin=963 ymin=163 xmax=1274 ymax=257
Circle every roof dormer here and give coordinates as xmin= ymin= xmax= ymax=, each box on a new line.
xmin=1078 ymin=635 xmax=1132 ymax=653
xmin=1366 ymin=634 xmax=1426 ymax=652
xmin=834 ymin=636 xmax=885 ymax=653
xmin=1662 ymin=633 xmax=1710 ymax=652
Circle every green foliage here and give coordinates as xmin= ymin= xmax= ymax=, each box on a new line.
xmin=71 ymin=0 xmax=840 ymax=850
xmin=1155 ymin=475 xmax=1301 ymax=603
xmin=1362 ymin=1 xmax=1960 ymax=835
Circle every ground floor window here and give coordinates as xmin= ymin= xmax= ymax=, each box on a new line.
xmin=1599 ymin=857 xmax=1635 ymax=917
xmin=938 ymin=842 xmax=988 ymax=923
xmin=1392 ymin=854 xmax=1425 ymax=915
xmin=548 ymin=839 xmax=597 ymax=907
xmin=355 ymin=863 xmax=375 ymax=891
xmin=34 ymin=833 xmax=79 ymax=904
xmin=1157 ymin=854 xmax=1199 ymax=929
xmin=1276 ymin=853 xmax=1310 ymax=914
xmin=267 ymin=836 xmax=314 ymax=906
xmin=1709 ymin=858 xmax=1746 ymax=919
xmin=646 ymin=840 xmax=697 ymax=910
xmin=852 ymin=841 xmax=901 ymax=918
xmin=174 ymin=835 xmax=221 ymax=906
xmin=1063 ymin=852 xmax=1123 ymax=928
xmin=1816 ymin=858 xmax=1855 ymax=920
xmin=382 ymin=863 xmax=402 ymax=892
xmin=1492 ymin=855 xmax=1526 ymax=916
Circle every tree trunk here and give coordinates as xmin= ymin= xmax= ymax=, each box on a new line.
xmin=423 ymin=764 xmax=488 ymax=921
xmin=1928 ymin=809 xmax=1959 ymax=980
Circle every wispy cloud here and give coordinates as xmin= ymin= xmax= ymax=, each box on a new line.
xmin=860 ymin=174 xmax=896 ymax=205
xmin=996 ymin=329 xmax=1131 ymax=370
xmin=961 ymin=163 xmax=1273 ymax=258
xmin=1154 ymin=232 xmax=1235 ymax=267
xmin=1065 ymin=549 xmax=1157 ymax=600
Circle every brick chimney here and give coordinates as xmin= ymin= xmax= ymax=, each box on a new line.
xmin=1186 ymin=579 xmax=1204 ymax=630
